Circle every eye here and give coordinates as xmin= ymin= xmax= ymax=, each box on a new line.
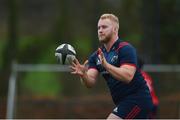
xmin=102 ymin=25 xmax=108 ymax=29
xmin=98 ymin=25 xmax=108 ymax=30
xmin=98 ymin=26 xmax=101 ymax=30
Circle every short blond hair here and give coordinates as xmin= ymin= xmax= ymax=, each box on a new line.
xmin=99 ymin=13 xmax=119 ymax=30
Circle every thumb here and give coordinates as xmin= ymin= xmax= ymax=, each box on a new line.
xmin=98 ymin=48 xmax=102 ymax=55
xmin=83 ymin=60 xmax=88 ymax=65
xmin=98 ymin=48 xmax=104 ymax=58
xmin=74 ymin=58 xmax=80 ymax=65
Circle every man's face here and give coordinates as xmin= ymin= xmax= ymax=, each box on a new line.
xmin=98 ymin=19 xmax=114 ymax=43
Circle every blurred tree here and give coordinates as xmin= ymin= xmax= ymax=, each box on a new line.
xmin=20 ymin=72 xmax=62 ymax=98
xmin=50 ymin=0 xmax=83 ymax=96
xmin=141 ymin=0 xmax=160 ymax=64
xmin=0 ymin=0 xmax=18 ymax=96
xmin=91 ymin=0 xmax=103 ymax=51
xmin=51 ymin=0 xmax=72 ymax=44
xmin=160 ymin=0 xmax=180 ymax=63
xmin=0 ymin=0 xmax=179 ymax=98
xmin=119 ymin=0 xmax=142 ymax=46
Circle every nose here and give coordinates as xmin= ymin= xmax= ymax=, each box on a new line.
xmin=98 ymin=27 xmax=103 ymax=33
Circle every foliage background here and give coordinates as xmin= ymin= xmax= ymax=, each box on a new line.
xmin=0 ymin=0 xmax=179 ymax=118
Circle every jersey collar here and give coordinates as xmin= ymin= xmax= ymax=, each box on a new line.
xmin=102 ymin=38 xmax=122 ymax=53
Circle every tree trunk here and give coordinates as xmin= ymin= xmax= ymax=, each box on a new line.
xmin=0 ymin=0 xmax=18 ymax=97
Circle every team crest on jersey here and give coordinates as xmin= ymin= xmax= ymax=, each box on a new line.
xmin=96 ymin=58 xmax=109 ymax=75
xmin=111 ymin=55 xmax=118 ymax=63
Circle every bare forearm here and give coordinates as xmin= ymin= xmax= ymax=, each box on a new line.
xmin=80 ymin=72 xmax=96 ymax=88
xmin=104 ymin=63 xmax=135 ymax=83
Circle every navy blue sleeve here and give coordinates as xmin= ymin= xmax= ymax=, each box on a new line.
xmin=88 ymin=52 xmax=98 ymax=70
xmin=119 ymin=44 xmax=137 ymax=66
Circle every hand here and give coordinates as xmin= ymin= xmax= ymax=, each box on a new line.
xmin=70 ymin=58 xmax=88 ymax=77
xmin=98 ymin=48 xmax=107 ymax=67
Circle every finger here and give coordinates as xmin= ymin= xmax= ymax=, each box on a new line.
xmin=74 ymin=58 xmax=80 ymax=65
xmin=71 ymin=71 xmax=82 ymax=76
xmin=98 ymin=48 xmax=104 ymax=58
xmin=71 ymin=62 xmax=77 ymax=67
xmin=71 ymin=72 xmax=83 ymax=78
xmin=70 ymin=58 xmax=76 ymax=66
xmin=71 ymin=72 xmax=78 ymax=75
xmin=69 ymin=66 xmax=76 ymax=71
xmin=70 ymin=60 xmax=75 ymax=65
xmin=83 ymin=60 xmax=88 ymax=65
xmin=71 ymin=71 xmax=77 ymax=74
xmin=70 ymin=59 xmax=78 ymax=67
xmin=98 ymin=48 xmax=102 ymax=55
xmin=98 ymin=55 xmax=102 ymax=62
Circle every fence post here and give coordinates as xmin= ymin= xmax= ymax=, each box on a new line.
xmin=6 ymin=62 xmax=17 ymax=119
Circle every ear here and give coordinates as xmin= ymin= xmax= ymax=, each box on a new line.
xmin=113 ymin=27 xmax=118 ymax=34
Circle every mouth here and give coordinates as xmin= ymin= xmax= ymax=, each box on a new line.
xmin=98 ymin=35 xmax=104 ymax=39
xmin=99 ymin=34 xmax=105 ymax=37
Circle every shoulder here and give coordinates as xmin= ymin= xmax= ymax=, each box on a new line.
xmin=89 ymin=50 xmax=98 ymax=58
xmin=88 ymin=50 xmax=99 ymax=61
xmin=116 ymin=41 xmax=136 ymax=53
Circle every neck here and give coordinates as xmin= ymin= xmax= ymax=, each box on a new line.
xmin=104 ymin=35 xmax=119 ymax=52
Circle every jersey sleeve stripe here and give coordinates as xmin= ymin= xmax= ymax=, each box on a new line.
xmin=125 ymin=105 xmax=141 ymax=119
xmin=115 ymin=42 xmax=129 ymax=52
xmin=88 ymin=67 xmax=98 ymax=70
xmin=120 ymin=63 xmax=137 ymax=68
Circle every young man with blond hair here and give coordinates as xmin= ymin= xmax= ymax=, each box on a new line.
xmin=70 ymin=13 xmax=153 ymax=119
